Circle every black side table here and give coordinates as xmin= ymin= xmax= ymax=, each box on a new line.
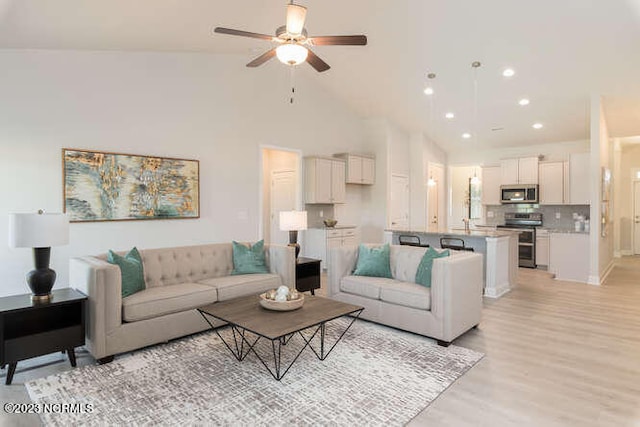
xmin=0 ymin=288 xmax=86 ymax=385
xmin=296 ymin=257 xmax=321 ymax=295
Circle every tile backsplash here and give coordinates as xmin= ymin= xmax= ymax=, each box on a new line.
xmin=482 ymin=204 xmax=590 ymax=229
xmin=305 ymin=204 xmax=336 ymax=228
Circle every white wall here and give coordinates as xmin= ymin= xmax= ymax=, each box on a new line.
xmin=448 ymin=166 xmax=476 ymax=228
xmin=0 ymin=49 xmax=368 ymax=296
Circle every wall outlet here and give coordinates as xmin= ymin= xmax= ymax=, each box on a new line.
xmin=319 ymin=210 xmax=324 ymax=218
xmin=555 ymin=212 xmax=561 ymax=219
xmin=487 ymin=211 xmax=494 ymax=218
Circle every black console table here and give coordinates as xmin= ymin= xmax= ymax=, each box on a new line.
xmin=295 ymin=257 xmax=321 ymax=295
xmin=0 ymin=288 xmax=86 ymax=385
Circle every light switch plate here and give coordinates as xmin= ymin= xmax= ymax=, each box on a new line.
xmin=555 ymin=212 xmax=561 ymax=219
xmin=487 ymin=211 xmax=494 ymax=218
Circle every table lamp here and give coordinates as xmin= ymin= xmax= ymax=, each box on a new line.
xmin=9 ymin=210 xmax=69 ymax=302
xmin=279 ymin=210 xmax=307 ymax=259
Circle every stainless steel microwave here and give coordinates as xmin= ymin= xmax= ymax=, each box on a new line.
xmin=500 ymin=184 xmax=538 ymax=204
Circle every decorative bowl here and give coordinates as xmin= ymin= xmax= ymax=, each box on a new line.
xmin=323 ymin=219 xmax=338 ymax=228
xmin=259 ymin=292 xmax=305 ymax=311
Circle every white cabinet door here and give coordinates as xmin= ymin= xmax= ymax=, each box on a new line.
xmin=501 ymin=158 xmax=519 ymax=185
xmin=361 ymin=157 xmax=375 ymax=184
xmin=539 ymin=162 xmax=564 ymax=205
xmin=563 ymin=161 xmax=571 ymax=203
xmin=536 ymin=235 xmax=549 ymax=266
xmin=346 ymin=155 xmax=362 ymax=184
xmin=325 ymin=237 xmax=342 ymax=270
xmin=389 ymin=174 xmax=410 ymax=229
xmin=331 ymin=160 xmax=346 ymax=203
xmin=569 ymin=153 xmax=590 ymax=205
xmin=518 ymin=157 xmax=539 ymax=184
xmin=481 ymin=166 xmax=502 ymax=205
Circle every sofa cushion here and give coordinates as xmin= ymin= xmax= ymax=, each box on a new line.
xmin=353 ymin=244 xmax=392 ymax=278
xmin=231 ymin=240 xmax=269 ymax=275
xmin=415 ymin=247 xmax=450 ymax=287
xmin=107 ymin=247 xmax=145 ymax=298
xmin=122 ymin=283 xmax=218 ymax=322
xmin=198 ymin=273 xmax=281 ymax=301
xmin=379 ymin=281 xmax=431 ymax=310
xmin=340 ymin=275 xmax=400 ymax=299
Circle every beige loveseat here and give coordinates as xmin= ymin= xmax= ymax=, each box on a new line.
xmin=70 ymin=242 xmax=294 ymax=363
xmin=328 ymin=244 xmax=483 ymax=346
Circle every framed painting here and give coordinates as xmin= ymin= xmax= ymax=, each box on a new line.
xmin=63 ymin=149 xmax=199 ymax=222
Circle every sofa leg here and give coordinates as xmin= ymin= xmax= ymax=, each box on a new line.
xmin=97 ymin=356 xmax=114 ymax=365
xmin=437 ymin=340 xmax=451 ymax=347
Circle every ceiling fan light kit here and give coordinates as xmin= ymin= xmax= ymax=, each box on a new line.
xmin=213 ymin=1 xmax=367 ymax=72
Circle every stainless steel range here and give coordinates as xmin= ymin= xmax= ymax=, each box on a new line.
xmin=496 ymin=212 xmax=543 ymax=268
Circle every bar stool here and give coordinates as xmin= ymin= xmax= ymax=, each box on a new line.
xmin=440 ymin=237 xmax=474 ymax=252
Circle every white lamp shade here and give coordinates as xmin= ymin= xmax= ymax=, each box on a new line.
xmin=279 ymin=210 xmax=307 ymax=231
xmin=276 ymin=43 xmax=308 ymax=66
xmin=9 ymin=212 xmax=69 ymax=248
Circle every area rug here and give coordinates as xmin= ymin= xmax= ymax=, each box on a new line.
xmin=26 ymin=319 xmax=483 ymax=426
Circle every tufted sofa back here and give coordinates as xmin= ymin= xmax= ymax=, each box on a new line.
xmin=98 ymin=243 xmax=275 ymax=288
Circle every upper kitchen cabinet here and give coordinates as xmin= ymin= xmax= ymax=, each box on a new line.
xmin=481 ymin=166 xmax=501 ymax=205
xmin=304 ymin=157 xmax=346 ymax=204
xmin=334 ymin=153 xmax=375 ymax=185
xmin=568 ymin=152 xmax=590 ymax=205
xmin=538 ymin=162 xmax=564 ymax=204
xmin=500 ymin=156 xmax=539 ymax=185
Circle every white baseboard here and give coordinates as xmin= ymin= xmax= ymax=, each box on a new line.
xmin=484 ymin=283 xmax=510 ymax=299
xmin=620 ymin=250 xmax=633 ymax=256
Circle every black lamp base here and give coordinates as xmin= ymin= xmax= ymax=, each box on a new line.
xmin=288 ymin=230 xmax=301 ymax=259
xmin=26 ymin=247 xmax=56 ymax=302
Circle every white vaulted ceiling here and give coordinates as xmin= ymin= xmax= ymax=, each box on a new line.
xmin=1 ymin=0 xmax=640 ymax=151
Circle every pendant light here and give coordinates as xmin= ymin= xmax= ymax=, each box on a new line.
xmin=427 ymin=72 xmax=436 ymax=187
xmin=470 ymin=61 xmax=481 ymax=185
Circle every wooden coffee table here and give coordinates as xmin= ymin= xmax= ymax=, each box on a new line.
xmin=198 ymin=295 xmax=363 ymax=380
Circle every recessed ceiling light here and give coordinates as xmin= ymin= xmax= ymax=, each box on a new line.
xmin=462 ymin=133 xmax=471 ymax=139
xmin=532 ymin=123 xmax=543 ymax=129
xmin=518 ymin=98 xmax=530 ymax=106
xmin=445 ymin=112 xmax=455 ymax=119
xmin=423 ymin=87 xmax=434 ymax=95
xmin=502 ymin=68 xmax=515 ymax=77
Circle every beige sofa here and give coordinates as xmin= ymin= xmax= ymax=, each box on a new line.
xmin=70 ymin=242 xmax=295 ymax=363
xmin=328 ymin=244 xmax=483 ymax=346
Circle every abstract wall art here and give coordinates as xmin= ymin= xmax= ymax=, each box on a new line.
xmin=63 ymin=149 xmax=199 ymax=222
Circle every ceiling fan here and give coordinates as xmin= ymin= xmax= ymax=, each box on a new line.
xmin=214 ymin=1 xmax=367 ymax=72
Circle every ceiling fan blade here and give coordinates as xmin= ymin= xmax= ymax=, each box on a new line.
xmin=246 ymin=48 xmax=277 ymax=67
xmin=306 ymin=49 xmax=331 ymax=72
xmin=308 ymin=35 xmax=368 ymax=46
xmin=286 ymin=3 xmax=307 ymax=36
xmin=214 ymin=27 xmax=275 ymax=41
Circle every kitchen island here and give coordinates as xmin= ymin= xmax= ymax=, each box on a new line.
xmin=386 ymin=228 xmax=519 ymax=298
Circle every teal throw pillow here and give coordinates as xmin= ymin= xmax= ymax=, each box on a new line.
xmin=107 ymin=247 xmax=146 ymax=298
xmin=231 ymin=240 xmax=269 ymax=275
xmin=415 ymin=247 xmax=450 ymax=287
xmin=353 ymin=244 xmax=392 ymax=278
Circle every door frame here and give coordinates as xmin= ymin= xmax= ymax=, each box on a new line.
xmin=258 ymin=145 xmax=303 ymax=242
xmin=633 ymin=177 xmax=640 ymax=255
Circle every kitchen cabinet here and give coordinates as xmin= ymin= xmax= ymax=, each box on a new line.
xmin=335 ymin=153 xmax=375 ymax=185
xmin=549 ymin=232 xmax=589 ymax=282
xmin=568 ymin=152 xmax=590 ymax=205
xmin=563 ymin=161 xmax=570 ymax=203
xmin=501 ymin=156 xmax=539 ymax=185
xmin=303 ymin=227 xmax=359 ymax=270
xmin=481 ymin=166 xmax=501 ymax=205
xmin=536 ymin=229 xmax=549 ymax=267
xmin=538 ymin=162 xmax=564 ymax=205
xmin=304 ymin=157 xmax=346 ymax=204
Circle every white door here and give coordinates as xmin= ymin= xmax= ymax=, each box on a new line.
xmin=427 ymin=179 xmax=438 ymax=231
xmin=634 ymin=181 xmax=640 ymax=254
xmin=390 ymin=174 xmax=410 ymax=229
xmin=270 ymin=170 xmax=296 ymax=245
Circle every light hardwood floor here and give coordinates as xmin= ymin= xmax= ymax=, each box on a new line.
xmin=2 ymin=258 xmax=639 ymax=426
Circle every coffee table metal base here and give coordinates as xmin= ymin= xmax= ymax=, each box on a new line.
xmin=199 ymin=309 xmax=363 ymax=381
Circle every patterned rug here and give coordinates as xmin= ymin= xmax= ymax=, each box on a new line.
xmin=26 ymin=319 xmax=483 ymax=426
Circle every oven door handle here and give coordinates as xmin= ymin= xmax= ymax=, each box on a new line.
xmin=519 ymin=242 xmax=534 ymax=246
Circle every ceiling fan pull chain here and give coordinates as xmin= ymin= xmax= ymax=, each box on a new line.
xmin=289 ymin=65 xmax=296 ymax=104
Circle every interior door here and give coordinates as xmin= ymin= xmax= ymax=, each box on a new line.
xmin=390 ymin=174 xmax=409 ymax=229
xmin=427 ymin=179 xmax=438 ymax=231
xmin=634 ymin=181 xmax=640 ymax=254
xmin=270 ymin=170 xmax=296 ymax=245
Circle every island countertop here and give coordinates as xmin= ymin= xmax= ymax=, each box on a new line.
xmin=385 ymin=228 xmax=519 ymax=238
